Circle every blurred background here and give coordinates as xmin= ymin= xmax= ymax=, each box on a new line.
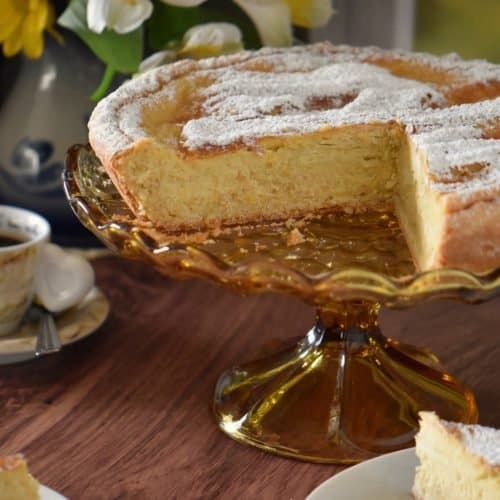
xmin=0 ymin=0 xmax=498 ymax=246
xmin=315 ymin=0 xmax=500 ymax=62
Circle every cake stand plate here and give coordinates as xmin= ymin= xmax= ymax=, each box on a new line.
xmin=64 ymin=145 xmax=500 ymax=464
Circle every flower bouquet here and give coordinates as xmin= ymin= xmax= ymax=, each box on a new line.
xmin=1 ymin=0 xmax=334 ymax=100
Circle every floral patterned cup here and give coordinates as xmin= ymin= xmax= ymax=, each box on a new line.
xmin=0 ymin=206 xmax=50 ymax=335
xmin=0 ymin=205 xmax=94 ymax=336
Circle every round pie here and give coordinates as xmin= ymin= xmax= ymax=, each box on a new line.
xmin=88 ymin=43 xmax=500 ymax=272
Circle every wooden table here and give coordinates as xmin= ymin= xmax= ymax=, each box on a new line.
xmin=0 ymin=256 xmax=499 ymax=499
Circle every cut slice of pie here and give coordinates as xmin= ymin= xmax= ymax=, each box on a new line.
xmin=413 ymin=412 xmax=500 ymax=500
xmin=0 ymin=454 xmax=40 ymax=500
xmin=88 ymin=43 xmax=500 ymax=273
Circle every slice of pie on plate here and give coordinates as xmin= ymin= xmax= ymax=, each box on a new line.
xmin=0 ymin=454 xmax=40 ymax=500
xmin=413 ymin=411 xmax=500 ymax=500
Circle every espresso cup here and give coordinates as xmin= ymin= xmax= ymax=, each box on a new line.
xmin=0 ymin=205 xmax=94 ymax=336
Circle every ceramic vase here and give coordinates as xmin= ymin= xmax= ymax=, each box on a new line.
xmin=0 ymin=33 xmax=108 ymax=246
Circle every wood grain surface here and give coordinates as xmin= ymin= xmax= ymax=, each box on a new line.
xmin=0 ymin=256 xmax=499 ymax=500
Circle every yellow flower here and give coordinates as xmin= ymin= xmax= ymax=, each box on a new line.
xmin=285 ymin=0 xmax=334 ymax=29
xmin=0 ymin=0 xmax=56 ymax=59
xmin=234 ymin=0 xmax=334 ymax=47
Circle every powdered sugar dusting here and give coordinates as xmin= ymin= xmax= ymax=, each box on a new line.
xmin=181 ymin=62 xmax=443 ymax=150
xmin=88 ymin=61 xmax=189 ymax=162
xmin=444 ymin=419 xmax=500 ymax=466
xmin=409 ymin=98 xmax=500 ymax=195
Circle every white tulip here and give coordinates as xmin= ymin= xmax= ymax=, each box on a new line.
xmin=233 ymin=0 xmax=292 ymax=47
xmin=136 ymin=22 xmax=243 ymax=75
xmin=87 ymin=0 xmax=154 ymax=34
xmin=137 ymin=50 xmax=177 ymax=74
xmin=180 ymin=23 xmax=243 ymax=57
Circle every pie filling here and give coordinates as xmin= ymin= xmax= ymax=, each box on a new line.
xmin=119 ymin=121 xmax=445 ymax=271
xmin=413 ymin=413 xmax=500 ymax=500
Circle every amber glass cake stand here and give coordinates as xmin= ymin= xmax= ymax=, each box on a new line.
xmin=64 ymin=145 xmax=500 ymax=464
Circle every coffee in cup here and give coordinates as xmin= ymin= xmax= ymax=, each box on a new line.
xmin=0 ymin=206 xmax=94 ymax=336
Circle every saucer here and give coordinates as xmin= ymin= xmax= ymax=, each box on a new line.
xmin=41 ymin=485 xmax=67 ymax=500
xmin=0 ymin=286 xmax=109 ymax=365
xmin=306 ymin=448 xmax=417 ymax=500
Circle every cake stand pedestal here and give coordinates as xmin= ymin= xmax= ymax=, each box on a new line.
xmin=214 ymin=301 xmax=476 ymax=463
xmin=64 ymin=145 xmax=499 ymax=464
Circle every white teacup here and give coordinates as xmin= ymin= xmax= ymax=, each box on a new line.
xmin=0 ymin=206 xmax=94 ymax=336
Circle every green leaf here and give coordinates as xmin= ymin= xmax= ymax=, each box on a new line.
xmin=90 ymin=65 xmax=116 ymax=102
xmin=58 ymin=0 xmax=143 ymax=73
xmin=147 ymin=3 xmax=203 ymax=50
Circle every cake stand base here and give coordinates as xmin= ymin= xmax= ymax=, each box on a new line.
xmin=213 ymin=301 xmax=478 ymax=464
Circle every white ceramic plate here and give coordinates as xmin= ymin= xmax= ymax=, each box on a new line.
xmin=307 ymin=448 xmax=418 ymax=500
xmin=0 ymin=286 xmax=109 ymax=365
xmin=41 ymin=485 xmax=67 ymax=500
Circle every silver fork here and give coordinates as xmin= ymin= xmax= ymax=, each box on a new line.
xmin=33 ymin=308 xmax=62 ymax=357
